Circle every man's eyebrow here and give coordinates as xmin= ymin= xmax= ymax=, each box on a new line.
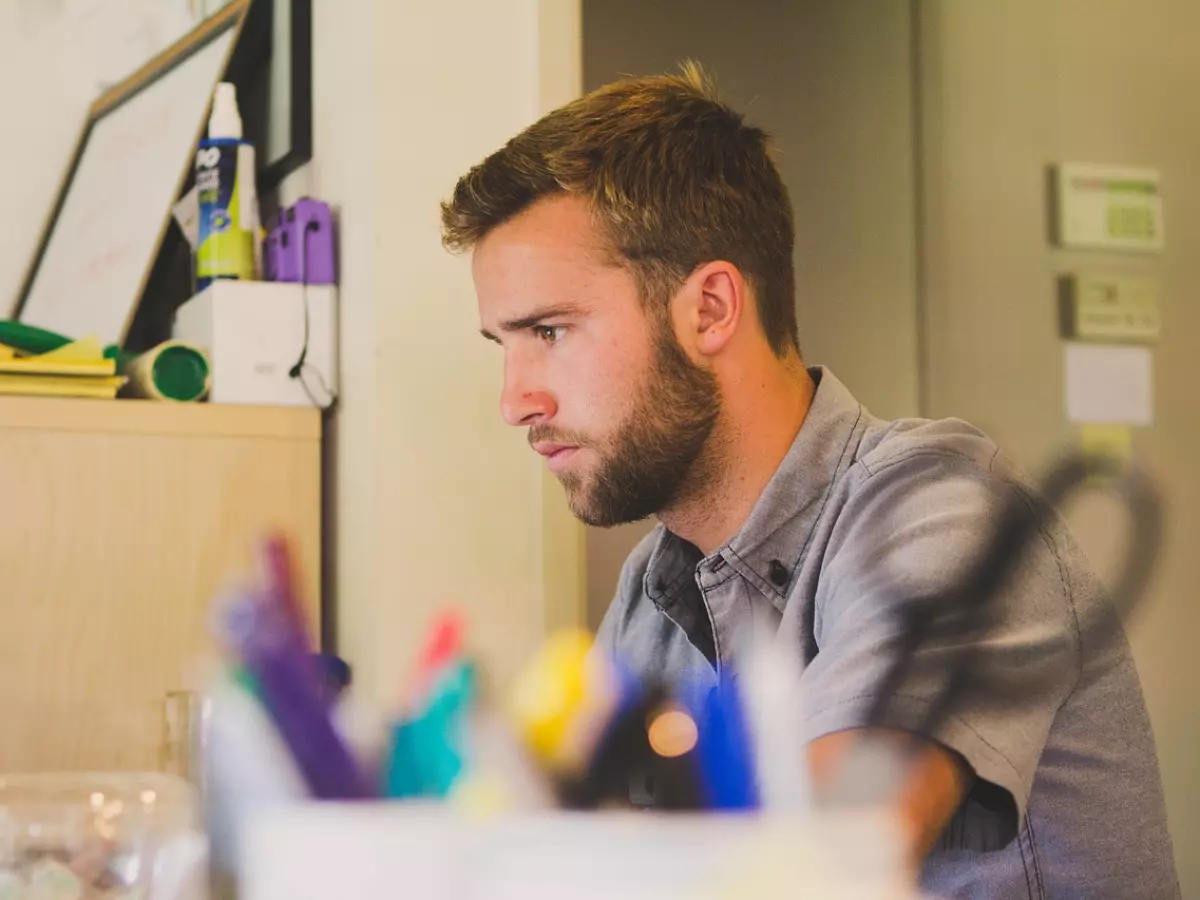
xmin=479 ymin=303 xmax=584 ymax=342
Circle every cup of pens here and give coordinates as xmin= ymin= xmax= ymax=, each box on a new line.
xmin=201 ymin=533 xmax=757 ymax=817
xmin=192 ymin=533 xmax=917 ymax=900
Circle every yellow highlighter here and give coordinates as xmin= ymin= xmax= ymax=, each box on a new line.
xmin=506 ymin=629 xmax=618 ymax=775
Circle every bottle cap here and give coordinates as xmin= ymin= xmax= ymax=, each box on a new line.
xmin=208 ymin=82 xmax=242 ymax=140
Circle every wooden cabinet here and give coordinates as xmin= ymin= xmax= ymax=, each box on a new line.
xmin=0 ymin=397 xmax=321 ymax=774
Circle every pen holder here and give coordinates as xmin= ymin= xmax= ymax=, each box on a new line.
xmin=239 ymin=805 xmax=917 ymax=900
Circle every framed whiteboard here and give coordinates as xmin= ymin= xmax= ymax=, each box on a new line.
xmin=13 ymin=0 xmax=251 ymax=347
xmin=19 ymin=0 xmax=240 ymax=99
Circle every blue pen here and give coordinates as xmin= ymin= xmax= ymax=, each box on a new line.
xmin=688 ymin=676 xmax=759 ymax=810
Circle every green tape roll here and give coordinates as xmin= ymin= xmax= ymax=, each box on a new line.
xmin=125 ymin=341 xmax=211 ymax=402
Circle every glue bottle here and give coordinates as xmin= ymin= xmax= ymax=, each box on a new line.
xmin=195 ymin=82 xmax=259 ymax=290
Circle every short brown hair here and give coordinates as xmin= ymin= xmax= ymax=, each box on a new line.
xmin=440 ymin=63 xmax=799 ymax=357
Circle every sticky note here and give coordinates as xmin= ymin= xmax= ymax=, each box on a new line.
xmin=1064 ymin=344 xmax=1153 ymax=426
xmin=1080 ymin=424 xmax=1134 ymax=486
xmin=1081 ymin=424 xmax=1133 ymax=461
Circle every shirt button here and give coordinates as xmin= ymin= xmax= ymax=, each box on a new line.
xmin=768 ymin=559 xmax=789 ymax=587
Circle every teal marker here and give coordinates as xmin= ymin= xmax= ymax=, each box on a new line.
xmin=384 ymin=661 xmax=476 ymax=799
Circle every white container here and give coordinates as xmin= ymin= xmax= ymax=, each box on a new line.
xmin=240 ymin=806 xmax=918 ymax=900
xmin=173 ymin=281 xmax=337 ymax=407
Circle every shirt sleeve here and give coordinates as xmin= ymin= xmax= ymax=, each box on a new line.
xmin=799 ymin=451 xmax=1081 ymax=834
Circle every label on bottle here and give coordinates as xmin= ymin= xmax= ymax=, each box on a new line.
xmin=195 ymin=139 xmax=254 ymax=284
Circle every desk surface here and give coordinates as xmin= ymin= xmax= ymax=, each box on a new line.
xmin=0 ymin=396 xmax=321 ymax=440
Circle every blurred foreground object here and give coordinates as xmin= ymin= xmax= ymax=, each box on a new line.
xmin=865 ymin=449 xmax=1161 ymax=754
xmin=240 ymin=806 xmax=914 ymax=900
xmin=0 ymin=772 xmax=208 ymax=900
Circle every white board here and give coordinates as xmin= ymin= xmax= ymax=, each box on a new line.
xmin=23 ymin=0 xmax=235 ymax=95
xmin=18 ymin=28 xmax=235 ymax=346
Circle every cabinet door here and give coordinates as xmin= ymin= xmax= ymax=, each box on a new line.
xmin=0 ymin=400 xmax=321 ymax=773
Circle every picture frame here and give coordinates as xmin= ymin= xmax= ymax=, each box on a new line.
xmin=257 ymin=0 xmax=313 ymax=192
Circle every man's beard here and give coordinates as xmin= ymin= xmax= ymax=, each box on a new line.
xmin=531 ymin=325 xmax=722 ymax=528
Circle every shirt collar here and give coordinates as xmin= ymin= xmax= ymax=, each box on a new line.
xmin=644 ymin=367 xmax=865 ymax=613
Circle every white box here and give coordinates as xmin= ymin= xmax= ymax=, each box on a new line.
xmin=173 ymin=281 xmax=337 ymax=406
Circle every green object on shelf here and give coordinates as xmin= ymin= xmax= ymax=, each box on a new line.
xmin=0 ymin=320 xmax=74 ymax=355
xmin=153 ymin=344 xmax=209 ymax=401
xmin=0 ymin=323 xmax=208 ymax=402
xmin=125 ymin=341 xmax=210 ymax=402
xmin=105 ymin=346 xmax=137 ymax=374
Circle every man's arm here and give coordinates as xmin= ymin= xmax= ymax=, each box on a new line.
xmin=809 ymin=728 xmax=971 ymax=864
xmin=800 ymin=453 xmax=1079 ymax=858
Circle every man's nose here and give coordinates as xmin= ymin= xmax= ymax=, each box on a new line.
xmin=500 ymin=364 xmax=557 ymax=426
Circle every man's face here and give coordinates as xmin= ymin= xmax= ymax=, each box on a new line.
xmin=473 ymin=195 xmax=720 ymax=527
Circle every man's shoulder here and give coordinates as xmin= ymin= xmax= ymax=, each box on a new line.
xmin=820 ymin=413 xmax=1052 ymax=585
xmin=854 ymin=414 xmax=1012 ymax=482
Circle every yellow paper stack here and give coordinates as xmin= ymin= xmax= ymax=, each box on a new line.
xmin=0 ymin=336 xmax=127 ymax=399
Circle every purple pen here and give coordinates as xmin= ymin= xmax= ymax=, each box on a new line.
xmin=222 ymin=546 xmax=373 ymax=800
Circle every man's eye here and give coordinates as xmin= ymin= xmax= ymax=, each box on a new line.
xmin=533 ymin=325 xmax=565 ymax=343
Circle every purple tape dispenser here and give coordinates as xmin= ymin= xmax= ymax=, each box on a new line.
xmin=264 ymin=198 xmax=336 ymax=285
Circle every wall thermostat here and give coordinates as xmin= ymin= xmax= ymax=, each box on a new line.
xmin=1051 ymin=162 xmax=1164 ymax=253
xmin=1058 ymin=274 xmax=1161 ymax=344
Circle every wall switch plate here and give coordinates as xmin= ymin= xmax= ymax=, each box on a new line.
xmin=1050 ymin=163 xmax=1164 ymax=252
xmin=1058 ymin=274 xmax=1161 ymax=343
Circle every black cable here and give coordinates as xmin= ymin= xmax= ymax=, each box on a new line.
xmin=867 ymin=450 xmax=1163 ymax=741
xmin=815 ymin=449 xmax=1163 ymax=811
xmin=289 ymin=217 xmax=337 ymax=411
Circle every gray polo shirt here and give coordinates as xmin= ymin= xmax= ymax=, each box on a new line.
xmin=597 ymin=367 xmax=1179 ymax=899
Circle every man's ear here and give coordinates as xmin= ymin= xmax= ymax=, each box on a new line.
xmin=674 ymin=261 xmax=747 ymax=358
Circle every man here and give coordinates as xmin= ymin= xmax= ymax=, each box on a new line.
xmin=441 ymin=66 xmax=1178 ymax=898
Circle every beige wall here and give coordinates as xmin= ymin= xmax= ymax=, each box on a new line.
xmin=919 ymin=0 xmax=1200 ymax=885
xmin=581 ymin=0 xmax=920 ymax=626
xmin=279 ymin=0 xmax=586 ymax=703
